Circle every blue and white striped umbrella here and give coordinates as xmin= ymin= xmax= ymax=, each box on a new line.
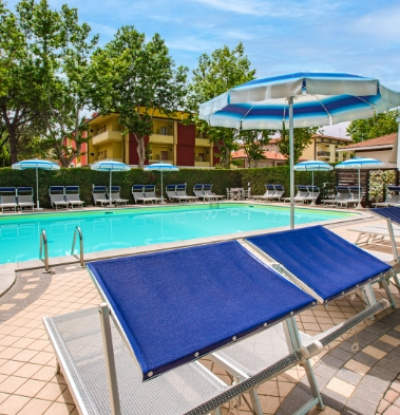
xmin=91 ymin=160 xmax=131 ymax=206
xmin=144 ymin=163 xmax=179 ymax=204
xmin=336 ymin=157 xmax=384 ymax=208
xmin=199 ymin=73 xmax=400 ymax=226
xmin=294 ymin=160 xmax=333 ymax=172
xmin=12 ymin=159 xmax=60 ymax=209
xmin=294 ymin=160 xmax=333 ymax=193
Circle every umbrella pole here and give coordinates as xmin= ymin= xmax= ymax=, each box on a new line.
xmin=289 ymin=97 xmax=295 ymax=229
xmin=109 ymin=170 xmax=113 ymax=207
xmin=36 ymin=167 xmax=40 ymax=210
xmin=310 ymin=170 xmax=316 ymax=206
xmin=357 ymin=168 xmax=362 ymax=209
xmin=160 ymin=171 xmax=165 ymax=204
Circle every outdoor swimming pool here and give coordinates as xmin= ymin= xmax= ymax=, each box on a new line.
xmin=0 ymin=203 xmax=358 ymax=264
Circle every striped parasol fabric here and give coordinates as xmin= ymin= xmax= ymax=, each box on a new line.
xmin=199 ymin=72 xmax=400 ymax=227
xmin=12 ymin=159 xmax=60 ymax=210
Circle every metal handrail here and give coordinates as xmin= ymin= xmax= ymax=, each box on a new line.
xmin=39 ymin=229 xmax=51 ymax=273
xmin=71 ymin=226 xmax=84 ymax=267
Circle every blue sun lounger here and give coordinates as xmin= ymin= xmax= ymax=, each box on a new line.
xmin=245 ymin=225 xmax=394 ymax=306
xmin=44 ymin=241 xmax=332 ymax=415
xmin=42 ymin=237 xmax=389 ymax=415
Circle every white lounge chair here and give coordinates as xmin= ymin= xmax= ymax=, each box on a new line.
xmin=336 ymin=186 xmax=363 ymax=208
xmin=372 ymin=185 xmax=400 ymax=207
xmin=270 ymin=184 xmax=284 ymax=201
xmin=0 ymin=187 xmax=17 ymax=212
xmin=166 ymin=184 xmax=196 ymax=202
xmin=304 ymin=185 xmax=320 ymax=204
xmin=132 ymin=185 xmax=160 ymax=204
xmin=194 ymin=184 xmax=224 ymax=202
xmin=49 ymin=186 xmax=68 ymax=210
xmin=64 ymin=186 xmax=84 ymax=208
xmin=283 ymin=184 xmax=308 ymax=204
xmin=143 ymin=185 xmax=161 ymax=203
xmin=107 ymin=186 xmax=128 ymax=206
xmin=252 ymin=184 xmax=276 ymax=201
xmin=92 ymin=185 xmax=110 ymax=207
xmin=16 ymin=187 xmax=35 ymax=211
xmin=321 ymin=186 xmax=351 ymax=206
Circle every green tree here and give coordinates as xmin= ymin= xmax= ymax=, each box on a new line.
xmin=239 ymin=130 xmax=275 ymax=168
xmin=18 ymin=0 xmax=98 ymax=167
xmin=347 ymin=110 xmax=400 ymax=142
xmin=188 ymin=43 xmax=256 ymax=168
xmin=0 ymin=0 xmax=38 ymax=164
xmin=279 ymin=125 xmax=320 ymax=163
xmin=0 ymin=0 xmax=97 ymax=166
xmin=91 ymin=26 xmax=188 ymax=168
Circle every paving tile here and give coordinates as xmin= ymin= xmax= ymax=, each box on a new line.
xmin=335 ymin=367 xmax=362 ymax=386
xmin=14 ymin=378 xmax=46 ymax=397
xmin=344 ymin=396 xmax=377 ymax=415
xmin=326 ymin=377 xmax=356 ymax=398
xmin=0 ymin=376 xmax=27 ymax=394
xmin=380 ymin=334 xmax=400 ymax=347
xmin=343 ymin=359 xmax=370 ymax=376
xmin=0 ymin=394 xmax=30 ymax=415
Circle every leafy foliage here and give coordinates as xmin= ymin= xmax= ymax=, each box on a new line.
xmin=0 ymin=0 xmax=98 ymax=165
xmin=239 ymin=130 xmax=275 ymax=167
xmin=91 ymin=26 xmax=188 ymax=168
xmin=346 ymin=110 xmax=400 ymax=142
xmin=187 ymin=43 xmax=257 ymax=168
xmin=279 ymin=125 xmax=320 ymax=163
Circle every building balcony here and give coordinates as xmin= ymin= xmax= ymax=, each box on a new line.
xmin=92 ymin=131 xmax=122 ymax=146
xmin=150 ymin=134 xmax=174 ymax=144
xmin=195 ymin=138 xmax=210 ymax=147
xmin=317 ymin=151 xmax=331 ymax=157
xmin=149 ymin=159 xmax=173 ymax=165
xmin=194 ymin=161 xmax=211 ymax=168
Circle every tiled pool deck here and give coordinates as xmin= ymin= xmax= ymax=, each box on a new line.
xmin=0 ymin=207 xmax=400 ymax=414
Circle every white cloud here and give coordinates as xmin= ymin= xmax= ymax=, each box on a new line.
xmin=351 ymin=6 xmax=400 ymax=40
xmin=189 ymin=0 xmax=342 ymax=18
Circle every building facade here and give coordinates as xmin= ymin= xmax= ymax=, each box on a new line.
xmin=231 ymin=134 xmax=349 ymax=168
xmin=79 ymin=112 xmax=217 ymax=168
xmin=337 ymin=132 xmax=399 ymax=167
xmin=302 ymin=134 xmax=350 ymax=163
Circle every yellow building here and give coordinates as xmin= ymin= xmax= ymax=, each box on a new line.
xmin=302 ymin=134 xmax=351 ymax=163
xmin=85 ymin=112 xmax=216 ymax=167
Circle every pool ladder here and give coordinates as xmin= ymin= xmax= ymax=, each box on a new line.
xmin=40 ymin=226 xmax=85 ymax=273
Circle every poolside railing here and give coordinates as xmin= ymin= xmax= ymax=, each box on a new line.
xmin=71 ymin=226 xmax=84 ymax=267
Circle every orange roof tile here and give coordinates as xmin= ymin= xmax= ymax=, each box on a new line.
xmin=231 ymin=149 xmax=287 ymax=161
xmin=340 ymin=133 xmax=397 ymax=150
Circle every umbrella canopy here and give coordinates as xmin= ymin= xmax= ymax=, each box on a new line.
xmin=294 ymin=160 xmax=333 ymax=172
xmin=12 ymin=159 xmax=60 ymax=209
xmin=199 ymin=72 xmax=400 ymax=228
xmin=144 ymin=162 xmax=179 ymax=204
xmin=294 ymin=160 xmax=333 ymax=197
xmin=91 ymin=160 xmax=131 ymax=206
xmin=336 ymin=157 xmax=384 ymax=208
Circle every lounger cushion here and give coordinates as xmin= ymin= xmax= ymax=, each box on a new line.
xmin=87 ymin=241 xmax=315 ymax=379
xmin=246 ymin=225 xmax=391 ymax=302
xmin=372 ymin=207 xmax=400 ymax=224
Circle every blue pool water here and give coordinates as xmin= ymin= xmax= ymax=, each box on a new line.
xmin=0 ymin=204 xmax=358 ymax=264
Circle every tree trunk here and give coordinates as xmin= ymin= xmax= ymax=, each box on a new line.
xmin=8 ymin=128 xmax=18 ymax=164
xmin=134 ymin=133 xmax=146 ymax=168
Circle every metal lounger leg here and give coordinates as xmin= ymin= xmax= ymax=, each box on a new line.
xmin=285 ymin=317 xmax=324 ymax=413
xmin=99 ymin=303 xmax=121 ymax=415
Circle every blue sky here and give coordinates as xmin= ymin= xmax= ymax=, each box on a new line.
xmin=6 ymin=0 xmax=400 ymax=136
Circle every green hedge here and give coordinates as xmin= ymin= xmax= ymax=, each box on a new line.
xmin=0 ymin=166 xmax=336 ymax=208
